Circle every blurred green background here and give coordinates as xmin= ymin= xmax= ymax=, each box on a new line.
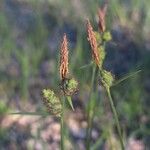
xmin=0 ymin=0 xmax=150 ymax=149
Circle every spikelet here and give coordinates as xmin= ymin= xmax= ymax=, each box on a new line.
xmin=98 ymin=46 xmax=106 ymax=68
xmin=99 ymin=70 xmax=114 ymax=89
xmin=98 ymin=4 xmax=107 ymax=33
xmin=102 ymin=31 xmax=112 ymax=42
xmin=42 ymin=89 xmax=62 ymax=117
xmin=60 ymin=78 xmax=78 ymax=96
xmin=86 ymin=19 xmax=100 ymax=67
xmin=60 ymin=34 xmax=69 ymax=79
xmin=59 ymin=34 xmax=78 ymax=96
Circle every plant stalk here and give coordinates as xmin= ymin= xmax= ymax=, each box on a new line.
xmin=106 ymin=88 xmax=125 ymax=150
xmin=86 ymin=65 xmax=97 ymax=150
xmin=61 ymin=96 xmax=65 ymax=150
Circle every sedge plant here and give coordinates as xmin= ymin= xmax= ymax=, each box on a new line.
xmin=86 ymin=4 xmax=125 ymax=150
xmin=42 ymin=34 xmax=78 ymax=150
xmin=9 ymin=4 xmax=142 ymax=150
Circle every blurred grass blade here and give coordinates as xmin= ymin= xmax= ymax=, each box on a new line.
xmin=113 ymin=70 xmax=142 ymax=86
xmin=79 ymin=61 xmax=94 ymax=69
xmin=9 ymin=111 xmax=50 ymax=116
xmin=91 ymin=132 xmax=107 ymax=150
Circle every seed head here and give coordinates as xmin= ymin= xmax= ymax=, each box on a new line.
xmin=98 ymin=4 xmax=107 ymax=33
xmin=99 ymin=70 xmax=114 ymax=89
xmin=60 ymin=78 xmax=78 ymax=96
xmin=60 ymin=34 xmax=69 ymax=79
xmin=86 ymin=19 xmax=100 ymax=66
xmin=42 ymin=89 xmax=62 ymax=117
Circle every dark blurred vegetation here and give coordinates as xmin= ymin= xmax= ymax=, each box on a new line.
xmin=0 ymin=0 xmax=150 ymax=149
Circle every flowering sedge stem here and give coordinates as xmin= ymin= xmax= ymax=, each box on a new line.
xmin=86 ymin=65 xmax=97 ymax=150
xmin=106 ymin=88 xmax=125 ymax=150
xmin=60 ymin=96 xmax=65 ymax=150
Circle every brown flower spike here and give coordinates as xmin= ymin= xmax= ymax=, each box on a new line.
xmin=98 ymin=4 xmax=107 ymax=33
xmin=87 ymin=19 xmax=100 ymax=66
xmin=60 ymin=34 xmax=69 ymax=79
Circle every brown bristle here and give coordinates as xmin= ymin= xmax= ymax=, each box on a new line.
xmin=98 ymin=4 xmax=107 ymax=33
xmin=86 ymin=19 xmax=100 ymax=66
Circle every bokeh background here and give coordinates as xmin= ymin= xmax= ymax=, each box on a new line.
xmin=0 ymin=0 xmax=150 ymax=149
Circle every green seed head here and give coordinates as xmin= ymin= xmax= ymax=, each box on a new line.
xmin=95 ymin=31 xmax=102 ymax=43
xmin=42 ymin=89 xmax=62 ymax=117
xmin=98 ymin=46 xmax=106 ymax=68
xmin=102 ymin=31 xmax=112 ymax=42
xmin=100 ymin=70 xmax=114 ymax=89
xmin=60 ymin=78 xmax=78 ymax=96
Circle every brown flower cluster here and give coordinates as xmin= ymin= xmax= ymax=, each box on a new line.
xmin=98 ymin=4 xmax=107 ymax=33
xmin=86 ymin=19 xmax=100 ymax=66
xmin=60 ymin=34 xmax=69 ymax=79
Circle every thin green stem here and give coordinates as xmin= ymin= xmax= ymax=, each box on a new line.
xmin=61 ymin=96 xmax=65 ymax=150
xmin=86 ymin=65 xmax=97 ymax=150
xmin=106 ymin=88 xmax=125 ymax=150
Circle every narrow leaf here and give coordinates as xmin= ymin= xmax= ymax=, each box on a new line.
xmin=9 ymin=111 xmax=50 ymax=116
xmin=113 ymin=70 xmax=142 ymax=86
xmin=79 ymin=61 xmax=94 ymax=69
xmin=67 ymin=96 xmax=74 ymax=111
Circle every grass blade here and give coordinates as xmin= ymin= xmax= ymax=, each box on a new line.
xmin=9 ymin=111 xmax=50 ymax=116
xmin=79 ymin=61 xmax=93 ymax=69
xmin=112 ymin=70 xmax=142 ymax=86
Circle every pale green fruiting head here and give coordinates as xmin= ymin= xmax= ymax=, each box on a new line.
xmin=102 ymin=31 xmax=112 ymax=42
xmin=60 ymin=78 xmax=78 ymax=96
xmin=95 ymin=31 xmax=102 ymax=43
xmin=100 ymin=70 xmax=114 ymax=89
xmin=42 ymin=89 xmax=62 ymax=117
xmin=68 ymin=78 xmax=78 ymax=91
xmin=98 ymin=46 xmax=106 ymax=68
